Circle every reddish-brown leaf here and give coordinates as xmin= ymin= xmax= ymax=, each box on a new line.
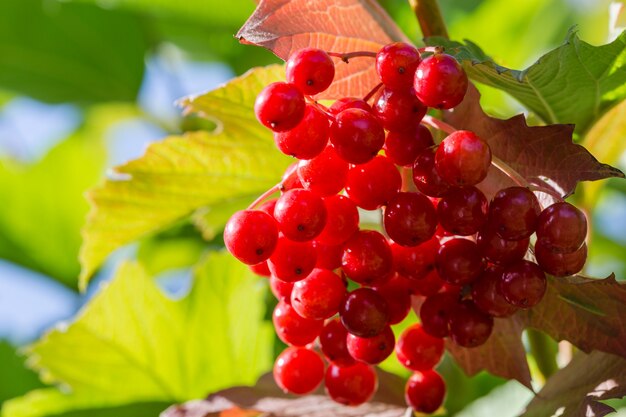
xmin=161 ymin=371 xmax=408 ymax=417
xmin=236 ymin=0 xmax=409 ymax=99
xmin=521 ymin=275 xmax=626 ymax=358
xmin=444 ymin=86 xmax=624 ymax=198
xmin=521 ymin=351 xmax=626 ymax=417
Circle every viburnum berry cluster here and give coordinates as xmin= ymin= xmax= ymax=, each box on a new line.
xmin=223 ymin=42 xmax=589 ymax=413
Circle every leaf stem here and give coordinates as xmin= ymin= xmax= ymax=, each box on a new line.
xmin=363 ymin=83 xmax=384 ymax=103
xmin=327 ymin=51 xmax=377 ymax=62
xmin=247 ymin=184 xmax=280 ymax=210
xmin=409 ymin=0 xmax=449 ymax=39
xmin=527 ymin=329 xmax=559 ymax=381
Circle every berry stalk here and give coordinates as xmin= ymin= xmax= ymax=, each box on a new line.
xmin=327 ymin=51 xmax=377 ymax=62
xmin=409 ymin=0 xmax=449 ymax=39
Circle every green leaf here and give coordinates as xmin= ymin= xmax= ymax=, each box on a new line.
xmin=80 ymin=65 xmax=291 ymax=287
xmin=0 ymin=0 xmax=146 ymax=103
xmin=429 ymin=29 xmax=626 ymax=132
xmin=4 ymin=252 xmax=273 ymax=417
xmin=0 ymin=341 xmax=44 ymax=405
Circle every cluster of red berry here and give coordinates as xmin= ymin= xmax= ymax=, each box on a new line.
xmin=223 ymin=42 xmax=588 ymax=413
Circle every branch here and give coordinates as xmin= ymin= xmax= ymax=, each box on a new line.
xmin=409 ymin=0 xmax=449 ymax=39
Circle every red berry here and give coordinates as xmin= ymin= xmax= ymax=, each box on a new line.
xmin=268 ymin=236 xmax=317 ymax=282
xmin=419 ymin=291 xmax=459 ymax=338
xmin=373 ymin=276 xmax=412 ymax=324
xmin=254 ymin=82 xmax=305 ymax=131
xmin=405 ymin=370 xmax=446 ymax=414
xmin=274 ymin=189 xmax=327 ymax=242
xmin=297 ymin=145 xmax=349 ymax=196
xmin=340 ymin=288 xmax=389 ymax=337
xmin=436 ymin=238 xmax=485 ymax=286
xmin=384 ymin=192 xmax=437 ymax=246
xmin=499 ymin=260 xmax=547 ymax=308
xmin=412 ymin=146 xmax=452 ymax=197
xmin=437 ymin=186 xmax=488 ymax=235
xmin=270 ymin=275 xmax=294 ymax=304
xmin=258 ymin=198 xmax=277 ymax=216
xmin=396 ymin=324 xmax=444 ymax=371
xmin=476 ymin=226 xmax=530 ymax=265
xmin=274 ymin=104 xmax=329 ymax=159
xmin=330 ymin=108 xmax=385 ymax=164
xmin=536 ymin=202 xmax=587 ymax=253
xmin=405 ymin=269 xmax=446 ymax=297
xmin=391 ymin=237 xmax=439 ymax=280
xmin=319 ymin=318 xmax=356 ymax=367
xmin=286 ymin=48 xmax=335 ymax=95
xmin=435 ymin=130 xmax=491 ymax=186
xmin=373 ymin=88 xmax=426 ymax=132
xmin=342 ymin=230 xmax=393 ymax=286
xmin=313 ymin=240 xmax=343 ymax=270
xmin=384 ymin=124 xmax=434 ymax=167
xmin=471 ymin=265 xmax=518 ymax=317
xmin=376 ymin=42 xmax=421 ymax=90
xmin=280 ymin=162 xmax=303 ymax=191
xmin=488 ymin=187 xmax=541 ymax=240
xmin=414 ymin=53 xmax=468 ymax=109
xmin=346 ymin=155 xmax=401 ymax=210
xmin=316 ymin=195 xmax=359 ymax=245
xmin=346 ymin=325 xmax=395 ymax=365
xmin=272 ymin=301 xmax=323 ymax=346
xmin=274 ymin=347 xmax=324 ymax=394
xmin=329 ymin=97 xmax=372 ymax=114
xmin=291 ymin=268 xmax=346 ymax=320
xmin=448 ymin=300 xmax=494 ymax=347
xmin=249 ymin=261 xmax=271 ymax=277
xmin=535 ymin=240 xmax=587 ymax=277
xmin=224 ymin=210 xmax=278 ymax=265
xmin=325 ymin=362 xmax=377 ymax=406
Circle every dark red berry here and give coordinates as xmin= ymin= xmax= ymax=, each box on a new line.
xmin=384 ymin=124 xmax=434 ymax=167
xmin=346 ymin=325 xmax=395 ymax=365
xmin=396 ymin=324 xmax=444 ymax=371
xmin=316 ymin=195 xmax=359 ymax=245
xmin=489 ymin=187 xmax=541 ymax=240
xmin=391 ymin=237 xmax=439 ymax=280
xmin=273 ymin=300 xmax=324 ymax=346
xmin=268 ymin=236 xmax=317 ymax=282
xmin=255 ymin=82 xmax=305 ymax=131
xmin=224 ymin=210 xmax=278 ymax=265
xmin=412 ymin=146 xmax=452 ymax=197
xmin=435 ymin=130 xmax=491 ymax=186
xmin=330 ymin=108 xmax=385 ymax=164
xmin=340 ymin=288 xmax=389 ymax=337
xmin=319 ymin=318 xmax=356 ymax=367
xmin=325 ymin=362 xmax=377 ymax=406
xmin=414 ymin=53 xmax=468 ymax=109
xmin=436 ymin=238 xmax=485 ymax=286
xmin=536 ymin=202 xmax=587 ymax=253
xmin=297 ymin=145 xmax=349 ymax=196
xmin=373 ymin=276 xmax=412 ymax=324
xmin=437 ymin=186 xmax=488 ymax=235
xmin=405 ymin=370 xmax=446 ymax=414
xmin=477 ymin=226 xmax=530 ymax=265
xmin=405 ymin=269 xmax=446 ymax=297
xmin=291 ymin=268 xmax=346 ymax=320
xmin=274 ymin=347 xmax=324 ymax=394
xmin=274 ymin=104 xmax=329 ymax=159
xmin=346 ymin=155 xmax=401 ymax=210
xmin=448 ymin=300 xmax=494 ymax=347
xmin=384 ymin=191 xmax=437 ymax=246
xmin=419 ymin=291 xmax=459 ymax=338
xmin=499 ymin=260 xmax=547 ymax=308
xmin=342 ymin=230 xmax=393 ymax=286
xmin=471 ymin=265 xmax=518 ymax=317
xmin=286 ymin=48 xmax=335 ymax=95
xmin=376 ymin=42 xmax=421 ymax=90
xmin=535 ymin=239 xmax=587 ymax=277
xmin=373 ymin=88 xmax=426 ymax=132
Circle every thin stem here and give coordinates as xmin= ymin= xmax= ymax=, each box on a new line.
xmin=363 ymin=83 xmax=383 ymax=103
xmin=409 ymin=0 xmax=449 ymax=39
xmin=527 ymin=329 xmax=559 ymax=381
xmin=327 ymin=51 xmax=377 ymax=63
xmin=421 ymin=115 xmax=456 ymax=134
xmin=305 ymin=97 xmax=335 ymax=119
xmin=491 ymin=156 xmax=528 ymax=188
xmin=247 ymin=184 xmax=280 ymax=210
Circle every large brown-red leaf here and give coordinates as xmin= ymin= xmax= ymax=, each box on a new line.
xmin=522 ymin=275 xmax=626 ymax=358
xmin=236 ymin=0 xmax=409 ymax=99
xmin=521 ymin=351 xmax=626 ymax=417
xmin=162 ymin=371 xmax=408 ymax=417
xmin=444 ymin=86 xmax=624 ymax=198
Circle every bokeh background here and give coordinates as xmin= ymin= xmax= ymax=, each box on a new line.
xmin=1 ymin=0 xmax=625 ymax=415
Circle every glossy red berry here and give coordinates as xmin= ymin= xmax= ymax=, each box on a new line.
xmin=346 ymin=325 xmax=395 ymax=365
xmin=373 ymin=88 xmax=426 ymax=132
xmin=405 ymin=370 xmax=446 ymax=414
xmin=535 ymin=240 xmax=587 ymax=277
xmin=274 ymin=104 xmax=329 ymax=159
xmin=268 ymin=236 xmax=317 ymax=282
xmin=286 ymin=48 xmax=335 ymax=95
xmin=224 ymin=210 xmax=278 ymax=265
xmin=330 ymin=108 xmax=385 ymax=164
xmin=340 ymin=288 xmax=389 ymax=337
xmin=329 ymin=97 xmax=372 ymax=114
xmin=396 ymin=324 xmax=444 ymax=371
xmin=316 ymin=195 xmax=359 ymax=245
xmin=489 ymin=187 xmax=541 ymax=240
xmin=391 ymin=237 xmax=439 ymax=280
xmin=274 ymin=189 xmax=327 ymax=242
xmin=270 ymin=275 xmax=294 ymax=304
xmin=437 ymin=186 xmax=488 ymax=235
xmin=376 ymin=42 xmax=421 ymax=90
xmin=342 ymin=230 xmax=393 ymax=286
xmin=471 ymin=265 xmax=518 ymax=317
xmin=499 ymin=260 xmax=547 ymax=308
xmin=412 ymin=146 xmax=452 ymax=197
xmin=345 ymin=155 xmax=401 ymax=210
xmin=274 ymin=347 xmax=324 ymax=394
xmin=384 ymin=124 xmax=434 ymax=167
xmin=255 ymin=82 xmax=305 ymax=131
xmin=436 ymin=238 xmax=485 ymax=286
xmin=419 ymin=291 xmax=459 ymax=338
xmin=325 ymin=362 xmax=377 ymax=406
xmin=373 ymin=276 xmax=412 ymax=324
xmin=449 ymin=300 xmax=494 ymax=347
xmin=414 ymin=53 xmax=468 ymax=109
xmin=319 ymin=318 xmax=356 ymax=367
xmin=273 ymin=300 xmax=324 ymax=346
xmin=291 ymin=268 xmax=346 ymax=320
xmin=536 ymin=202 xmax=587 ymax=253
xmin=297 ymin=145 xmax=349 ymax=196
xmin=476 ymin=226 xmax=530 ymax=265
xmin=405 ymin=269 xmax=446 ymax=297
xmin=313 ymin=240 xmax=343 ymax=270
xmin=280 ymin=162 xmax=303 ymax=191
xmin=435 ymin=130 xmax=491 ymax=186
xmin=384 ymin=191 xmax=437 ymax=246
xmin=249 ymin=261 xmax=271 ymax=277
